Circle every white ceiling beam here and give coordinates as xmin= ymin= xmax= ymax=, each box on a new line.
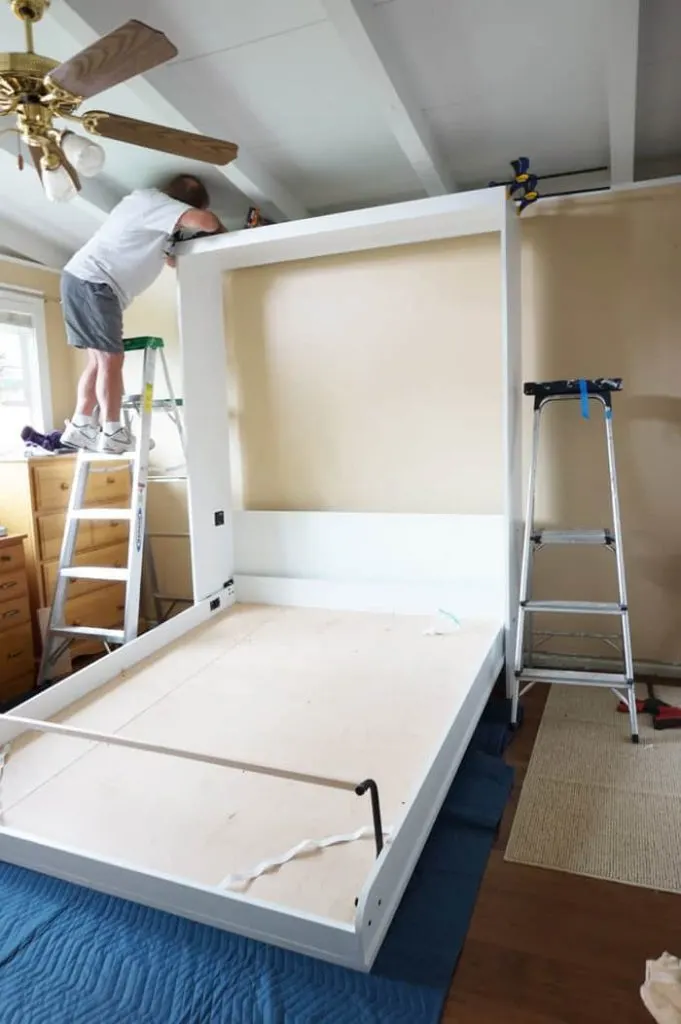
xmin=0 ymin=215 xmax=71 ymax=268
xmin=322 ymin=0 xmax=453 ymax=196
xmin=0 ymin=134 xmax=121 ymax=225
xmin=50 ymin=2 xmax=309 ymax=222
xmin=605 ymin=0 xmax=640 ymax=186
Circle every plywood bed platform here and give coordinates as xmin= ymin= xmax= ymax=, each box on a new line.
xmin=0 ymin=602 xmax=502 ymax=968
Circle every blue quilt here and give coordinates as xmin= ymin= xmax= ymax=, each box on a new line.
xmin=0 ymin=699 xmax=516 ymax=1024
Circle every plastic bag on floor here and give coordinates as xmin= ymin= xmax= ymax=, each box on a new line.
xmin=642 ymin=953 xmax=681 ymax=1023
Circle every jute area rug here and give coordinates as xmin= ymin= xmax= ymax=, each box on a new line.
xmin=505 ymin=684 xmax=681 ymax=893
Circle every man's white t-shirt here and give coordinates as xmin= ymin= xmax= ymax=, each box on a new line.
xmin=64 ymin=188 xmax=192 ymax=309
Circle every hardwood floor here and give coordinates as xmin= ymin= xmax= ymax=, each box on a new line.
xmin=441 ymin=685 xmax=681 ymax=1024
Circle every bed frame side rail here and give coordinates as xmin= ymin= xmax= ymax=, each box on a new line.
xmin=354 ymin=627 xmax=504 ymax=967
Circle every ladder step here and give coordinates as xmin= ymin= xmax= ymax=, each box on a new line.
xmin=51 ymin=625 xmax=126 ymax=642
xmin=522 ymin=600 xmax=624 ymax=615
xmin=524 ymin=378 xmax=622 ymax=399
xmin=71 ymin=508 xmax=133 ymax=521
xmin=532 ymin=529 xmax=614 ymax=546
xmin=517 ymin=667 xmax=630 ymax=686
xmin=61 ymin=566 xmax=129 ymax=582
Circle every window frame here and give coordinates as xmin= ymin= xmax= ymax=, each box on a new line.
xmin=0 ymin=287 xmax=53 ymax=434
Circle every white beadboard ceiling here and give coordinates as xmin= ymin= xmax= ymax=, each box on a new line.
xmin=0 ymin=0 xmax=675 ymax=266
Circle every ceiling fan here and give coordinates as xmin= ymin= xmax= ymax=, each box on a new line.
xmin=0 ymin=0 xmax=239 ymax=202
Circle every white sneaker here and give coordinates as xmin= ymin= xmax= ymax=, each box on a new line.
xmin=97 ymin=426 xmax=136 ymax=454
xmin=61 ymin=420 xmax=100 ymax=452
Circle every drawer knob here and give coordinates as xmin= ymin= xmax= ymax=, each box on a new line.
xmin=0 ymin=581 xmax=16 ymax=590
xmin=8 ymin=650 xmax=22 ymax=659
xmin=1 ymin=609 xmax=18 ymax=620
xmin=60 ymin=482 xmax=69 ymax=491
xmin=0 ymin=555 xmax=11 ymax=562
xmin=106 ymin=477 xmax=115 ymax=484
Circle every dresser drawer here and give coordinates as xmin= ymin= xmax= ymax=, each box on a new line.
xmin=65 ymin=584 xmax=127 ymax=630
xmin=32 ymin=459 xmax=130 ymax=512
xmin=37 ymin=512 xmax=92 ymax=562
xmin=90 ymin=510 xmax=130 ymax=549
xmin=32 ymin=460 xmax=75 ymax=511
xmin=0 ymin=569 xmax=28 ymax=603
xmin=0 ymin=669 xmax=34 ymax=703
xmin=43 ymin=541 xmax=129 ymax=602
xmin=0 ymin=623 xmax=34 ymax=681
xmin=0 ymin=541 xmax=25 ymax=575
xmin=85 ymin=464 xmax=130 ymax=506
xmin=0 ymin=594 xmax=31 ymax=632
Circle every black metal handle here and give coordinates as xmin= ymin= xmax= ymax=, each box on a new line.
xmin=355 ymin=778 xmax=384 ymax=857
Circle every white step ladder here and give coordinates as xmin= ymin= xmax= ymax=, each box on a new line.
xmin=37 ymin=336 xmax=185 ymax=684
xmin=511 ymin=377 xmax=638 ymax=743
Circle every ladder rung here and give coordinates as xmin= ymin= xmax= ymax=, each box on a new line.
xmin=61 ymin=567 xmax=129 ymax=582
xmin=71 ymin=508 xmax=133 ymax=521
xmin=147 ymin=532 xmax=189 ymax=539
xmin=148 ymin=476 xmax=187 ymax=483
xmin=50 ymin=625 xmax=125 ymax=642
xmin=517 ymin=667 xmax=630 ymax=686
xmin=532 ymin=529 xmax=614 ymax=546
xmin=522 ymin=600 xmax=624 ymax=615
xmin=78 ymin=451 xmax=136 ymax=463
xmin=153 ymin=593 xmax=192 ymax=603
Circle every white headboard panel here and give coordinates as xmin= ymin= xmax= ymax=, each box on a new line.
xmin=232 ymin=511 xmax=505 ymax=618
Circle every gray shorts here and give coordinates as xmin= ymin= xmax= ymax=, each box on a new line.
xmin=61 ymin=271 xmax=123 ymax=354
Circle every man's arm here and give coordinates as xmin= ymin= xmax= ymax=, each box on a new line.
xmin=165 ymin=209 xmax=226 ymax=268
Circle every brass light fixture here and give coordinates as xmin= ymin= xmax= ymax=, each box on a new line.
xmin=0 ymin=0 xmax=238 ymax=201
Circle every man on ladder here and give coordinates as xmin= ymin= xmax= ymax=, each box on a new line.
xmin=38 ymin=175 xmax=225 ymax=684
xmin=59 ymin=173 xmax=225 ymax=454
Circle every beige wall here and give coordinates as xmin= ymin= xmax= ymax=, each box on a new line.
xmin=225 ymin=237 xmax=503 ymax=513
xmin=0 ymin=260 xmax=76 ymax=428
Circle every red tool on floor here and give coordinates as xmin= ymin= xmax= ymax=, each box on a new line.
xmin=616 ymin=683 xmax=681 ymax=730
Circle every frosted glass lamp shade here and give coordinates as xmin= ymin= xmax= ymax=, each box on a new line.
xmin=61 ymin=132 xmax=106 ymax=178
xmin=42 ymin=163 xmax=78 ymax=202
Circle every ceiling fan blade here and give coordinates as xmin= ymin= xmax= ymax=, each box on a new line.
xmin=47 ymin=20 xmax=177 ymax=101
xmin=83 ymin=112 xmax=239 ymax=166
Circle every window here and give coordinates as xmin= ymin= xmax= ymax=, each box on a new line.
xmin=0 ymin=289 xmax=52 ymax=457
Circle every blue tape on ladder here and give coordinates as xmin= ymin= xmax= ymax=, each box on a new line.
xmin=579 ymin=379 xmax=589 ymax=419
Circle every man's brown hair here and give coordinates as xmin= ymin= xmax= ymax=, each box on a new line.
xmin=162 ymin=174 xmax=210 ymax=210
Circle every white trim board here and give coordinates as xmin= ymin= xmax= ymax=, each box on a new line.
xmin=176 ymin=187 xmax=507 ymax=268
xmin=0 ymin=255 xmax=61 ymax=275
xmin=233 ymin=511 xmax=505 ymax=585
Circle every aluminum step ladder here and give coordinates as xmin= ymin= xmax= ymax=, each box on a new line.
xmin=37 ymin=336 xmax=182 ymax=684
xmin=121 ymin=359 xmax=191 ymax=628
xmin=511 ymin=377 xmax=638 ymax=743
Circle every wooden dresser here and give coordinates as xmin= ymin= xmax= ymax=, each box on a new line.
xmin=0 ymin=534 xmax=35 ymax=702
xmin=0 ymin=454 xmax=132 ymax=662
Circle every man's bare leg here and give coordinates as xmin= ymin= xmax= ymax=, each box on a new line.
xmin=94 ymin=351 xmax=124 ymax=427
xmin=61 ymin=349 xmax=101 ymax=450
xmin=95 ymin=351 xmax=135 ymax=453
xmin=74 ymin=349 xmax=98 ymax=420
